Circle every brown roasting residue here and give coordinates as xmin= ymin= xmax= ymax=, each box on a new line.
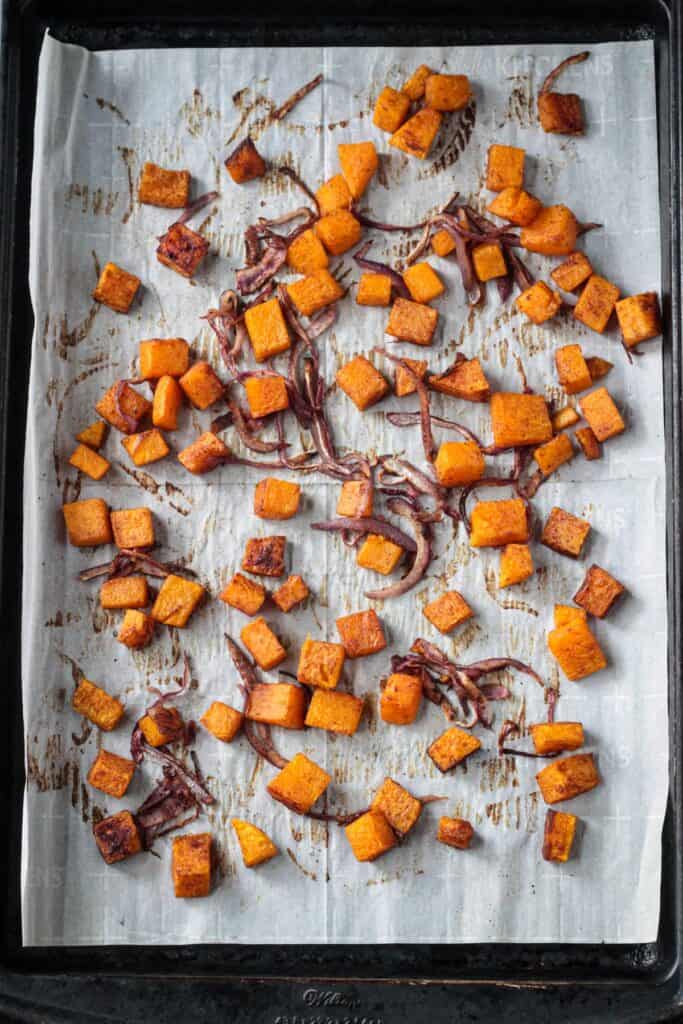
xmin=287 ymin=847 xmax=318 ymax=881
xmin=484 ymin=566 xmax=539 ymax=617
xmin=485 ymin=791 xmax=540 ymax=831
xmin=95 ymin=97 xmax=131 ymax=126
xmin=500 ymin=75 xmax=535 ymax=129
xmin=479 ymin=755 xmax=519 ymax=794
xmin=417 ymin=100 xmax=477 ymax=181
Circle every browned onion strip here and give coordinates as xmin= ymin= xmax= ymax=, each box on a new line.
xmin=386 ymin=410 xmax=485 ymax=448
xmin=277 ymin=165 xmax=320 ymax=217
xmin=404 ymin=190 xmax=461 ymax=265
xmin=352 ymin=205 xmax=428 ymax=233
xmin=148 ymin=652 xmax=192 ymax=707
xmin=130 ymin=726 xmax=215 ymax=806
xmin=273 ymin=74 xmax=323 ymax=121
xmin=135 ymin=766 xmax=201 ymax=848
xmin=176 ymin=190 xmax=219 ymax=225
xmin=236 ymin=238 xmax=287 ymax=294
xmin=112 ymin=380 xmax=139 ymax=433
xmin=306 ymin=808 xmax=368 ymax=827
xmin=228 ymin=397 xmax=284 ymax=454
xmin=352 ymin=241 xmax=410 ymax=298
xmin=577 ymin=221 xmax=602 ymax=236
xmin=540 ymin=51 xmax=590 ymax=95
xmin=225 ymin=633 xmax=290 ymax=769
xmin=505 ymin=249 xmax=535 ymax=292
xmin=307 ymin=305 xmax=338 ymax=339
xmin=364 ymin=498 xmax=433 ymax=601
xmin=258 ymin=206 xmax=315 ymax=229
xmin=311 ymin=516 xmax=418 ymax=553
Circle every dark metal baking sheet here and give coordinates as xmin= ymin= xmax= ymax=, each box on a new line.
xmin=0 ymin=0 xmax=681 ymax=1019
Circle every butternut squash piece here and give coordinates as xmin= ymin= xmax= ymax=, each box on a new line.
xmin=336 ymin=609 xmax=386 ymax=658
xmin=345 ymin=810 xmax=396 ymax=862
xmin=615 ymin=292 xmax=662 ymax=348
xmin=172 ymin=833 xmax=212 ymax=897
xmin=389 ymin=108 xmax=442 ymax=159
xmin=423 ymin=591 xmax=473 ymax=634
xmin=297 ymin=637 xmax=345 ymax=690
xmin=540 ymin=506 xmax=591 ymax=558
xmin=151 ymin=574 xmax=205 ymax=627
xmin=200 ymin=701 xmax=243 ymax=742
xmin=428 ymin=726 xmax=481 ymax=772
xmin=536 ymin=754 xmax=599 ymax=804
xmin=244 ymin=297 xmax=291 ymax=362
xmin=486 ymin=144 xmax=525 ymax=191
xmin=153 ymin=375 xmax=183 ymax=430
xmin=338 ymin=141 xmax=378 ymax=199
xmin=246 ymin=682 xmax=306 ymax=729
xmin=371 ymin=778 xmax=422 ymax=835
xmin=240 ymin=618 xmax=287 ymax=671
xmin=336 ymin=355 xmax=389 ymax=411
xmin=92 ymin=261 xmax=140 ymax=313
xmin=578 ymin=387 xmax=625 ymax=442
xmin=380 ymin=672 xmax=422 ymax=725
xmin=305 ymin=689 xmax=364 ymax=736
xmin=253 ymin=477 xmax=301 ymax=520
xmin=574 ymin=564 xmax=625 ymax=618
xmin=72 ymin=678 xmax=124 ymax=731
xmin=244 ymin=375 xmax=290 ymax=418
xmin=179 ymin=361 xmax=224 ymax=410
xmin=499 ymin=543 xmax=534 ymax=588
xmin=232 ymin=819 xmax=278 ymax=867
xmin=542 ymin=809 xmax=578 ymax=861
xmin=267 ymin=752 xmax=331 ymax=813
xmin=87 ymin=749 xmax=136 ymax=798
xmin=470 ymin=497 xmax=529 ymax=548
xmin=110 ymin=507 xmax=155 ymax=550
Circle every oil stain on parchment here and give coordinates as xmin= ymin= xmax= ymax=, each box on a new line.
xmin=180 ymin=88 xmax=218 ymax=138
xmin=66 ymin=183 xmax=120 ymax=217
xmin=96 ymin=97 xmax=131 ymax=126
xmin=485 ymin=791 xmax=540 ymax=831
xmin=418 ymin=100 xmax=477 ymax=181
xmin=500 ymin=74 xmax=536 ymax=130
xmin=484 ymin=565 xmax=539 ymax=617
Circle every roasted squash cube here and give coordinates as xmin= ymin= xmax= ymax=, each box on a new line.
xmin=431 ymin=228 xmax=457 ymax=257
xmin=151 ymin=574 xmax=205 ymax=627
xmin=554 ymin=604 xmax=587 ymax=628
xmin=315 ymin=174 xmax=352 ymax=216
xmin=93 ymin=261 xmax=140 ymax=313
xmin=615 ymin=292 xmax=662 ymax=348
xmin=220 ymin=572 xmax=267 ymax=616
xmin=121 ymin=429 xmax=170 ymax=467
xmin=552 ymin=405 xmax=580 ymax=432
xmin=430 ymin=356 xmax=490 ymax=402
xmin=157 ymin=222 xmax=208 ymax=278
xmin=244 ymin=297 xmax=291 ymax=362
xmin=555 ymin=343 xmax=592 ymax=394
xmin=138 ymin=705 xmax=184 ymax=747
xmin=94 ymin=811 xmax=142 ymax=864
xmin=139 ymin=338 xmax=190 ymax=379
xmin=287 ymin=269 xmax=344 ymax=318
xmin=357 ymin=272 xmax=392 ymax=307
xmin=73 ymin=678 xmax=124 ymax=731
xmin=486 ymin=144 xmax=525 ymax=191
xmin=402 ymin=63 xmax=432 ymax=101
xmin=336 ymin=355 xmax=389 ymax=411
xmin=242 ymin=535 xmax=286 ymax=577
xmin=380 ymin=672 xmax=422 ymax=725
xmin=338 ymin=141 xmax=378 ymax=199
xmin=246 ymin=682 xmax=306 ymax=729
xmin=315 ymin=209 xmax=362 ymax=256
xmin=253 ymin=477 xmax=301 ymax=520
xmin=470 ymin=497 xmax=530 ymax=548
xmin=386 ymin=297 xmax=439 ymax=346
xmin=389 ymin=108 xmax=442 ymax=159
xmin=487 ymin=186 xmax=542 ymax=227
xmin=200 ymin=701 xmax=243 ymax=742
xmin=76 ymin=420 xmax=107 ymax=449
xmin=373 ymin=86 xmax=412 ymax=132
xmin=69 ymin=444 xmax=110 ymax=481
xmin=490 ymin=392 xmax=553 ymax=448
xmin=267 ymin=752 xmax=331 ymax=813
xmin=578 ymin=387 xmax=625 ymax=442
xmin=336 ymin=609 xmax=387 ymax=658
xmin=530 ymin=722 xmax=584 ymax=755
xmin=472 ymin=241 xmax=507 ymax=282
xmin=437 ymin=817 xmax=474 ymax=850
xmin=232 ymin=818 xmax=278 ymax=867
xmin=538 ymin=92 xmax=584 ymax=135
xmin=357 ymin=534 xmax=404 ymax=575
xmin=541 ymin=506 xmax=590 ymax=558
xmin=547 ymin=619 xmax=606 ymax=681
xmin=297 ymin=637 xmax=345 ymax=690
xmin=100 ymin=575 xmax=149 ymax=610
xmin=178 ymin=431 xmax=230 ymax=474
xmin=542 ymin=809 xmax=578 ymax=861
xmin=345 ymin=810 xmax=397 ymax=862
xmin=172 ymin=833 xmax=212 ymax=897
xmin=241 ymin=618 xmax=287 ymax=671
xmin=520 ymin=205 xmax=578 ymax=256
xmin=96 ymin=381 xmax=151 ymax=434
xmin=574 ymin=275 xmax=620 ymax=334
xmin=371 ymin=777 xmax=422 ymax=835
xmin=533 ymin=433 xmax=575 ymax=477
xmin=403 ymin=262 xmax=445 ymax=303
xmin=111 ymin=507 xmax=155 ymax=550
xmin=153 ymin=375 xmax=183 ymax=431
xmin=179 ymin=361 xmax=224 ymax=410
xmin=118 ymin=609 xmax=155 ymax=649
xmin=516 ymin=281 xmax=562 ymax=324
xmin=425 ymin=73 xmax=471 ymax=111
xmin=423 ymin=590 xmax=473 ymax=634
xmin=272 ymin=574 xmax=309 ymax=612
xmin=428 ymin=726 xmax=481 ymax=772
xmin=551 ymin=251 xmax=593 ymax=292
xmin=287 ymin=228 xmax=329 ymax=275
xmin=575 ymin=426 xmax=601 ymax=460
xmin=574 ymin=564 xmax=625 ymax=618
xmin=434 ymin=440 xmax=485 ymax=489
xmin=225 ymin=137 xmax=266 ymax=184
xmin=499 ymin=543 xmax=534 ymax=588
xmin=337 ymin=479 xmax=373 ymax=518
xmin=138 ymin=162 xmax=190 ymax=207
xmin=305 ymin=689 xmax=364 ymax=736
xmin=244 ymin=374 xmax=289 ymax=418
xmin=536 ymin=753 xmax=599 ymax=804
xmin=394 ymin=357 xmax=428 ymax=396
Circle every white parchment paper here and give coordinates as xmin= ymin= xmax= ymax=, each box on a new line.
xmin=21 ymin=33 xmax=667 ymax=945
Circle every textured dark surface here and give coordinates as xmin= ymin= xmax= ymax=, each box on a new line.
xmin=0 ymin=0 xmax=681 ymax=1019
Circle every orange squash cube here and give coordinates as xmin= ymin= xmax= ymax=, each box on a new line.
xmin=201 ymin=701 xmax=243 ymax=742
xmin=157 ymin=222 xmax=208 ymax=278
xmin=402 ymin=262 xmax=445 ymax=304
xmin=178 ymin=431 xmax=230 ymax=474
xmin=76 ymin=420 xmax=107 ymax=449
xmin=536 ymin=754 xmax=599 ymax=804
xmin=554 ymin=604 xmax=587 ymax=628
xmin=337 ymin=479 xmax=373 ymax=518
xmin=380 ymin=672 xmax=422 ymax=725
xmin=373 ymin=86 xmax=412 ymax=132
xmin=138 ymin=162 xmax=190 ymax=207
xmin=486 ymin=144 xmax=525 ymax=191
xmin=389 ymin=108 xmax=442 ymax=159
xmin=516 ymin=281 xmax=562 ymax=324
xmin=533 ymin=433 xmax=574 ymax=477
xmin=138 ymin=705 xmax=185 ymax=747
xmin=151 ymin=574 xmax=204 ymax=627
xmin=470 ymin=497 xmax=530 ymax=548
xmin=586 ymin=356 xmax=613 ymax=383
xmin=499 ymin=543 xmax=534 ymax=588
xmin=430 ymin=356 xmax=490 ymax=402
xmin=267 ymin=752 xmax=331 ymax=813
xmin=490 ymin=392 xmax=553 ymax=448
xmin=179 ymin=361 xmax=224 ymax=410
xmin=153 ymin=375 xmax=183 ymax=431
xmin=578 ymin=387 xmax=625 ymax=442
xmin=315 ymin=209 xmax=362 ymax=256
xmin=297 ymin=637 xmax=345 ymax=690
xmin=240 ymin=617 xmax=287 ymax=671
xmin=386 ymin=297 xmax=439 ymax=346
xmin=336 ymin=355 xmax=389 ymax=411
xmin=472 ymin=241 xmax=507 ymax=282
xmin=541 ymin=506 xmax=590 ymax=558
xmin=615 ymin=292 xmax=662 ymax=348
xmin=555 ymin=344 xmax=592 ymax=394
xmin=575 ymin=426 xmax=601 ymax=460
xmin=287 ymin=228 xmax=329 ymax=275
xmin=118 ymin=609 xmax=154 ymax=649
xmin=72 ymin=678 xmax=124 ymax=731
xmin=433 ymin=440 xmax=485 ymax=488
xmin=92 ymin=261 xmax=140 ymax=313
xmin=487 ymin=186 xmax=542 ymax=227
xmin=428 ymin=726 xmax=481 ymax=772
xmin=246 ymin=682 xmax=306 ymax=729
xmin=96 ymin=381 xmax=151 ymax=435
xmin=315 ymin=174 xmax=352 ymax=216
xmin=551 ymin=251 xmax=593 ymax=292
xmin=552 ymin=405 xmax=580 ymax=432
xmin=220 ymin=572 xmax=267 ymax=616
xmin=357 ymin=272 xmax=392 ymax=307
xmin=547 ymin=619 xmax=607 ymax=681
xmin=139 ymin=338 xmax=190 ymax=379
xmin=423 ymin=590 xmax=473 ymax=634
xmin=242 ymin=535 xmax=286 ymax=577
xmin=244 ymin=375 xmax=289 ymax=418
xmin=305 ymin=689 xmax=364 ymax=736
xmin=244 ymin=297 xmax=291 ymax=363
xmin=253 ymin=477 xmax=301 ymax=520
xmin=394 ymin=357 xmax=428 ymax=396
xmin=337 ymin=141 xmax=378 ymax=199
xmin=272 ymin=574 xmax=309 ymax=612
xmin=530 ymin=722 xmax=584 ymax=755
xmin=94 ymin=811 xmax=142 ymax=864
xmin=356 ymin=534 xmax=404 ymax=575
xmin=520 ymin=205 xmax=578 ymax=256
xmin=111 ymin=507 xmax=155 ymax=550
xmin=100 ymin=575 xmax=149 ymax=610
xmin=336 ymin=609 xmax=387 ymax=658
xmin=542 ymin=809 xmax=578 ymax=862
xmin=172 ymin=833 xmax=212 ymax=897
xmin=287 ymin=269 xmax=344 ymax=318
xmin=431 ymin=229 xmax=457 ymax=257
xmin=371 ymin=777 xmax=422 ymax=835
xmin=437 ymin=817 xmax=475 ymax=850
xmin=69 ymin=443 xmax=110 ymax=481
xmin=574 ymin=564 xmax=625 ymax=619
xmin=345 ymin=810 xmax=397 ymax=862
xmin=402 ymin=64 xmax=432 ymax=101
xmin=122 ymin=429 xmax=170 ymax=467
xmin=225 ymin=137 xmax=266 ymax=184
xmin=574 ymin=275 xmax=620 ymax=334
xmin=425 ymin=73 xmax=471 ymax=111
xmin=232 ymin=819 xmax=278 ymax=867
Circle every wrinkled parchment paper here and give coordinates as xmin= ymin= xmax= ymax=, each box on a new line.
xmin=21 ymin=33 xmax=666 ymax=945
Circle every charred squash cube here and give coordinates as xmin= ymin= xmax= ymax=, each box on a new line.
xmin=336 ymin=609 xmax=387 ymax=658
xmin=225 ymin=137 xmax=266 ymax=184
xmin=394 ymin=357 xmax=428 ymax=396
xmin=542 ymin=809 xmax=578 ymax=862
xmin=336 ymin=355 xmax=389 ymax=411
xmin=87 ymin=749 xmax=136 ymax=798
xmin=76 ymin=420 xmax=107 ymax=449
xmin=287 ymin=268 xmax=344 ymax=318
xmin=94 ymin=811 xmax=142 ymax=864
xmin=315 ymin=174 xmax=352 ymax=216
xmin=200 ymin=701 xmax=243 ymax=742
xmin=551 ymin=251 xmax=593 ymax=292
xmin=538 ymin=92 xmax=584 ymax=135
xmin=357 ymin=272 xmax=392 ymax=308
xmin=111 ymin=507 xmax=155 ymax=550
xmin=356 ymin=534 xmax=404 ymax=575
xmin=530 ymin=722 xmax=584 ymax=755
xmin=470 ymin=497 xmax=530 ymax=548
xmin=434 ymin=441 xmax=485 ymax=488
xmin=373 ymin=86 xmax=412 ymax=133
xmin=371 ymin=778 xmax=422 ymax=836
xmin=389 ymin=108 xmax=442 ymax=160
xmin=586 ymin=356 xmax=613 ymax=383
xmin=118 ymin=609 xmax=155 ymax=649
xmin=547 ymin=618 xmax=607 ymax=681
xmin=220 ymin=572 xmax=267 ymax=616
xmin=93 ymin=262 xmax=140 ymax=314
xmin=555 ymin=343 xmax=592 ymax=394
xmin=304 ymin=689 xmax=364 ymax=736
xmin=424 ymin=73 xmax=471 ymax=111
xmin=172 ymin=833 xmax=212 ymax=897
xmin=315 ymin=209 xmax=362 ymax=256
xmin=430 ymin=356 xmax=490 ymax=402
xmin=491 ymin=392 xmax=552 ymax=448
xmin=253 ymin=477 xmax=301 ymax=520
xmin=574 ymin=275 xmax=620 ymax=334
xmin=578 ymin=387 xmax=625 ymax=442
xmin=402 ymin=262 xmax=445 ymax=304
xmin=615 ymin=292 xmax=662 ymax=348
xmin=179 ymin=361 xmax=224 ymax=410
xmin=178 ymin=432 xmax=230 ymax=474
xmin=437 ymin=817 xmax=474 ymax=850
xmin=386 ymin=297 xmax=439 ymax=346
xmin=287 ymin=228 xmax=329 ymax=276
xmin=242 ymin=535 xmax=286 ymax=577
xmin=541 ymin=506 xmax=591 ymax=558
xmin=337 ymin=141 xmax=378 ymax=199
xmin=487 ymin=187 xmax=542 ymax=227
xmin=428 ymin=726 xmax=481 ymax=772
xmin=552 ymin=405 xmax=580 ymax=432
xmin=272 ymin=574 xmax=309 ymax=613
xmin=380 ymin=672 xmax=422 ymax=725
xmin=139 ymin=705 xmax=184 ymax=746
xmin=96 ymin=381 xmax=151 ymax=435
xmin=575 ymin=425 xmax=601 ymax=461
xmin=515 ymin=281 xmax=562 ymax=324
xmin=139 ymin=338 xmax=190 ymax=379
xmin=472 ymin=241 xmax=507 ymax=282
xmin=121 ymin=429 xmax=170 ymax=467
xmin=69 ymin=444 xmax=110 ymax=481
xmin=240 ymin=618 xmax=287 ymax=671
xmin=232 ymin=819 xmax=278 ymax=867
xmin=244 ymin=374 xmax=289 ymax=418
xmin=499 ymin=543 xmax=534 ymax=588
xmin=151 ymin=574 xmax=205 ymax=627
xmin=153 ymin=375 xmax=183 ymax=431
xmin=402 ymin=63 xmax=432 ymax=101
xmin=157 ymin=222 xmax=209 ymax=278
xmin=536 ymin=754 xmax=599 ymax=804
xmin=423 ymin=590 xmax=473 ymax=634
xmin=73 ymin=678 xmax=124 ymax=731
xmin=520 ymin=205 xmax=578 ymax=256
xmin=100 ymin=575 xmax=149 ymax=610
xmin=345 ymin=810 xmax=396 ymax=862
xmin=267 ymin=752 xmax=331 ymax=813
xmin=297 ymin=637 xmax=345 ymax=690
xmin=486 ymin=144 xmax=525 ymax=191
xmin=246 ymin=682 xmax=305 ymax=729
xmin=244 ymin=297 xmax=291 ymax=362
xmin=574 ymin=564 xmax=625 ymax=618
xmin=138 ymin=162 xmax=190 ymax=207
xmin=431 ymin=228 xmax=457 ymax=257
xmin=337 ymin=479 xmax=373 ymax=518
xmin=533 ymin=433 xmax=575 ymax=477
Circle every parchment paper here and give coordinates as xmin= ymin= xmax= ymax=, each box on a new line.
xmin=21 ymin=33 xmax=667 ymax=945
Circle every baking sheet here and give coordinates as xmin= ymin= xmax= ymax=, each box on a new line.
xmin=21 ymin=33 xmax=666 ymax=945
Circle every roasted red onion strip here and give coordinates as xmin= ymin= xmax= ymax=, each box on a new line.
xmin=273 ymin=73 xmax=323 ymax=121
xmin=311 ymin=516 xmax=418 ymax=553
xmin=228 ymin=398 xmax=284 ymax=454
xmin=306 ymin=808 xmax=369 ymax=827
xmin=307 ymin=305 xmax=338 ymax=339
xmin=277 ymin=165 xmax=320 ymax=217
xmin=352 ymin=241 xmax=410 ymax=299
xmin=78 ymin=549 xmax=182 ymax=582
xmin=225 ymin=634 xmax=289 ymax=769
xmin=364 ymin=498 xmax=433 ymax=601
xmin=148 ymin=652 xmax=192 ymax=707
xmin=236 ymin=238 xmax=288 ymax=294
xmin=506 ymin=248 xmax=535 ymax=291
xmin=130 ymin=726 xmax=215 ymax=806
xmin=386 ymin=411 xmax=485 ymax=448
xmin=404 ymin=190 xmax=461 ymax=265
xmin=352 ymin=205 xmax=428 ymax=233
xmin=135 ymin=766 xmax=200 ymax=847
xmin=372 ymin=347 xmax=436 ymax=461
xmin=540 ymin=51 xmax=590 ymax=95
xmin=176 ymin=190 xmax=219 ymax=225
xmin=112 ymin=380 xmax=139 ymax=433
